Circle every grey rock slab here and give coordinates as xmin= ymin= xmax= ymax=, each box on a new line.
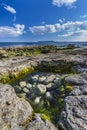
xmin=65 ymin=74 xmax=87 ymax=86
xmin=60 ymin=95 xmax=87 ymax=130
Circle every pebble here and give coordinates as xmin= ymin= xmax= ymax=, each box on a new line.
xmin=26 ymin=83 xmax=32 ymax=89
xmin=37 ymin=84 xmax=46 ymax=95
xmin=46 ymin=83 xmax=54 ymax=89
xmin=23 ymin=87 xmax=29 ymax=93
xmin=38 ymin=76 xmax=46 ymax=83
xmin=19 ymin=81 xmax=26 ymax=88
xmin=31 ymin=75 xmax=39 ymax=82
xmin=34 ymin=97 xmax=41 ymax=104
xmin=45 ymin=92 xmax=52 ymax=100
xmin=44 ymin=75 xmax=56 ymax=84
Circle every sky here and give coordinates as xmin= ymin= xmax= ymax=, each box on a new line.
xmin=0 ymin=0 xmax=87 ymax=42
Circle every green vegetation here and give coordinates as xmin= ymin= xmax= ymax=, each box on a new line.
xmin=0 ymin=67 xmax=34 ymax=84
xmin=4 ymin=44 xmax=77 ymax=58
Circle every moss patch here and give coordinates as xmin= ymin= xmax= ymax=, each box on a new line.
xmin=0 ymin=67 xmax=34 ymax=84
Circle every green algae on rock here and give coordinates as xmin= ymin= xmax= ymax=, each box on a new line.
xmin=0 ymin=67 xmax=34 ymax=84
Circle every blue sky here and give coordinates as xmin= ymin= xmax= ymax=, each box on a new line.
xmin=0 ymin=0 xmax=87 ymax=42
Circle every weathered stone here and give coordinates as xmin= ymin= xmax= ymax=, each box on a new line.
xmin=59 ymin=73 xmax=87 ymax=130
xmin=59 ymin=96 xmax=87 ymax=130
xmin=0 ymin=83 xmax=33 ymax=130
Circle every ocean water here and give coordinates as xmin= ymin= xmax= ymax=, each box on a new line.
xmin=0 ymin=42 xmax=87 ymax=48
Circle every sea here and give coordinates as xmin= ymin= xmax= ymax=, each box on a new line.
xmin=0 ymin=41 xmax=87 ymax=48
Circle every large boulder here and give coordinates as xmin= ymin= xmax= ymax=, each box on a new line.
xmin=0 ymin=83 xmax=33 ymax=130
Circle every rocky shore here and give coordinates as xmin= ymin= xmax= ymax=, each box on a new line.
xmin=0 ymin=45 xmax=87 ymax=130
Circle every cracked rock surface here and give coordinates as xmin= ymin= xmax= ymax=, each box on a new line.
xmin=59 ymin=73 xmax=87 ymax=130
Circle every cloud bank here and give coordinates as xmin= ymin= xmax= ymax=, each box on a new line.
xmin=29 ymin=20 xmax=87 ymax=34
xmin=29 ymin=20 xmax=87 ymax=41
xmin=0 ymin=24 xmax=25 ymax=37
xmin=52 ymin=0 xmax=77 ymax=7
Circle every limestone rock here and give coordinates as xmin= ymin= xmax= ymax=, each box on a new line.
xmin=26 ymin=114 xmax=58 ymax=130
xmin=65 ymin=74 xmax=87 ymax=86
xmin=59 ymin=73 xmax=87 ymax=130
xmin=0 ymin=83 xmax=33 ymax=130
xmin=59 ymin=96 xmax=87 ymax=130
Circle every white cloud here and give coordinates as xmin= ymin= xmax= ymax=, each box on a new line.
xmin=29 ymin=24 xmax=57 ymax=34
xmin=52 ymin=0 xmax=77 ymax=7
xmin=29 ymin=20 xmax=87 ymax=41
xmin=0 ymin=24 xmax=25 ymax=37
xmin=59 ymin=19 xmax=63 ymax=23
xmin=29 ymin=20 xmax=87 ymax=34
xmin=3 ymin=3 xmax=16 ymax=14
xmin=59 ymin=18 xmax=65 ymax=23
xmin=80 ymin=14 xmax=87 ymax=18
